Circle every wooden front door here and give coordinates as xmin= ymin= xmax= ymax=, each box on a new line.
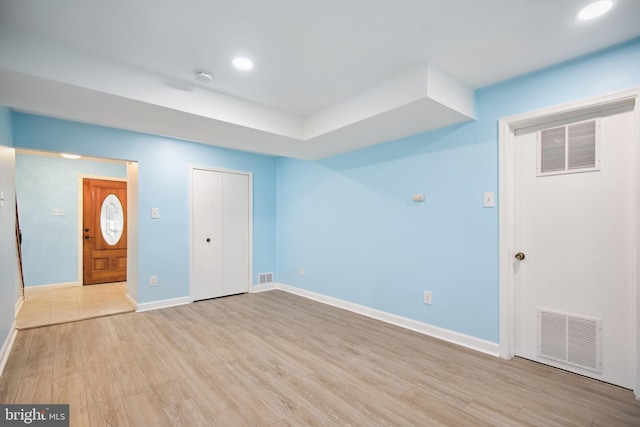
xmin=83 ymin=178 xmax=127 ymax=285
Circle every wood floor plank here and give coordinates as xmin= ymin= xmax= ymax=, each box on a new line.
xmin=163 ymin=399 xmax=215 ymax=427
xmin=123 ymin=391 xmax=173 ymax=427
xmin=0 ymin=331 xmax=32 ymax=403
xmin=22 ymin=327 xmax=56 ymax=378
xmin=52 ymin=372 xmax=90 ymax=427
xmin=85 ymin=379 xmax=130 ymax=427
xmin=53 ymin=322 xmax=83 ymax=378
xmin=1 ymin=289 xmax=639 ymax=426
xmin=14 ymin=371 xmax=52 ymax=404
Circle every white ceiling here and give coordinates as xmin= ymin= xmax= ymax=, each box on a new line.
xmin=0 ymin=0 xmax=639 ymax=159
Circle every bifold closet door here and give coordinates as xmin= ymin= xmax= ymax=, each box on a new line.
xmin=192 ymin=168 xmax=249 ymax=301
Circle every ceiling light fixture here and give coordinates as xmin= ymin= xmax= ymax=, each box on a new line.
xmin=195 ymin=71 xmax=213 ymax=83
xmin=60 ymin=153 xmax=81 ymax=159
xmin=578 ymin=1 xmax=613 ymax=20
xmin=232 ymin=57 xmax=254 ymax=71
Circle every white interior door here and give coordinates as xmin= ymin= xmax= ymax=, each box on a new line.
xmin=514 ymin=108 xmax=635 ymax=388
xmin=221 ymin=172 xmax=250 ymax=296
xmin=192 ymin=168 xmax=250 ymax=301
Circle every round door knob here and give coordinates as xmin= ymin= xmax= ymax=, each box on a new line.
xmin=515 ymin=252 xmax=525 ymax=261
xmin=84 ymin=235 xmax=92 ymax=240
xmin=206 ymin=238 xmax=211 ymax=243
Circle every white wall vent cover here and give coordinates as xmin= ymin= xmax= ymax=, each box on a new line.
xmin=258 ymin=273 xmax=273 ymax=284
xmin=537 ymin=309 xmax=602 ymax=373
xmin=537 ymin=118 xmax=600 ymax=176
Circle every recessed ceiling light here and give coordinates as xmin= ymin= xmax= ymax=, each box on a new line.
xmin=232 ymin=57 xmax=254 ymax=71
xmin=578 ymin=1 xmax=613 ymax=20
xmin=195 ymin=71 xmax=213 ymax=83
xmin=60 ymin=153 xmax=81 ymax=159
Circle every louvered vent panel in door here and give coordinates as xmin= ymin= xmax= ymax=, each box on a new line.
xmin=539 ymin=311 xmax=566 ymax=360
xmin=568 ymin=120 xmax=596 ymax=170
xmin=538 ymin=310 xmax=602 ymax=373
xmin=540 ymin=126 xmax=566 ymax=174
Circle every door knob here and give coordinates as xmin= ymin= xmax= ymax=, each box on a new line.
xmin=206 ymin=238 xmax=211 ymax=243
xmin=515 ymin=252 xmax=525 ymax=261
xmin=84 ymin=235 xmax=93 ymax=240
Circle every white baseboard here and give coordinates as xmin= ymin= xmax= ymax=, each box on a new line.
xmin=136 ymin=296 xmax=191 ymax=313
xmin=275 ymin=283 xmax=500 ymax=357
xmin=24 ymin=281 xmax=80 ymax=292
xmin=250 ymin=283 xmax=278 ymax=293
xmin=15 ymin=296 xmax=23 ymax=317
xmin=125 ymin=293 xmax=138 ymax=310
xmin=0 ymin=321 xmax=17 ymax=378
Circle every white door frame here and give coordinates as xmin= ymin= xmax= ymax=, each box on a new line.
xmin=189 ymin=165 xmax=253 ymax=302
xmin=498 ymin=88 xmax=640 ymax=397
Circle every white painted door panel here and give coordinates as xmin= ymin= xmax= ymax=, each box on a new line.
xmin=192 ymin=169 xmax=249 ymax=301
xmin=222 ymin=172 xmax=250 ymax=296
xmin=514 ymin=110 xmax=635 ymax=388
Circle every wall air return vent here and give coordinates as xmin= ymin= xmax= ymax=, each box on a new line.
xmin=537 ymin=118 xmax=600 ymax=176
xmin=537 ymin=309 xmax=602 ymax=373
xmin=259 ymin=273 xmax=273 ymax=284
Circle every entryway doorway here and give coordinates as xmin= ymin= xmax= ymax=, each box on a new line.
xmin=14 ymin=150 xmax=138 ymax=329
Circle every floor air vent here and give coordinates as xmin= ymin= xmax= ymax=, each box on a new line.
xmin=537 ymin=310 xmax=602 ymax=373
xmin=258 ymin=273 xmax=273 ymax=284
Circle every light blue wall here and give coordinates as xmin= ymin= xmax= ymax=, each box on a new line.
xmin=12 ymin=115 xmax=277 ymax=303
xmin=276 ymin=38 xmax=640 ymax=342
xmin=15 ymin=154 xmax=127 ymax=286
xmin=0 ymin=106 xmax=17 ymax=354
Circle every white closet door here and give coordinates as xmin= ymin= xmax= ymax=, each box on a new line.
xmin=222 ymin=172 xmax=250 ymax=295
xmin=192 ymin=168 xmax=250 ymax=301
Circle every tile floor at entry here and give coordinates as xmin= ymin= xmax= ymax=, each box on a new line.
xmin=16 ymin=282 xmax=134 ymax=329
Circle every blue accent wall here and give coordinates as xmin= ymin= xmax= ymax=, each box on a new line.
xmin=0 ymin=106 xmax=17 ymax=354
xmin=12 ymin=115 xmax=277 ymax=303
xmin=276 ymin=38 xmax=640 ymax=342
xmin=15 ymin=154 xmax=127 ymax=286
xmin=7 ymin=38 xmax=640 ymax=343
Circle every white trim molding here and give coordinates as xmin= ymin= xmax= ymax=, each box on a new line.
xmin=250 ymin=283 xmax=278 ymax=293
xmin=0 ymin=321 xmax=18 ymax=378
xmin=498 ymin=87 xmax=640 ymax=396
xmin=136 ymin=296 xmax=191 ymax=313
xmin=24 ymin=281 xmax=80 ymax=292
xmin=274 ymin=283 xmax=500 ymax=357
xmin=14 ymin=296 xmax=23 ymax=317
xmin=125 ymin=293 xmax=138 ymax=310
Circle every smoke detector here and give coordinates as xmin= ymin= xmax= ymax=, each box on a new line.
xmin=194 ymin=71 xmax=213 ymax=83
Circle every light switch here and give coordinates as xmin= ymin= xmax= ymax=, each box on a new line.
xmin=151 ymin=208 xmax=160 ymax=219
xmin=483 ymin=192 xmax=495 ymax=208
xmin=52 ymin=208 xmax=65 ymax=216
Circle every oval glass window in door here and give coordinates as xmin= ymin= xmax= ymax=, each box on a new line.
xmin=100 ymin=193 xmax=124 ymax=245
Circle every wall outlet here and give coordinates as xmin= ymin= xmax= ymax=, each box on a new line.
xmin=149 ymin=276 xmax=158 ymax=286
xmin=423 ymin=290 xmax=432 ymax=305
xmin=300 ymin=267 xmax=305 ymax=277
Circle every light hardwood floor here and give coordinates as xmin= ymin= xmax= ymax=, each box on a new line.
xmin=2 ymin=290 xmax=639 ymax=426
xmin=16 ymin=282 xmax=134 ymax=329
